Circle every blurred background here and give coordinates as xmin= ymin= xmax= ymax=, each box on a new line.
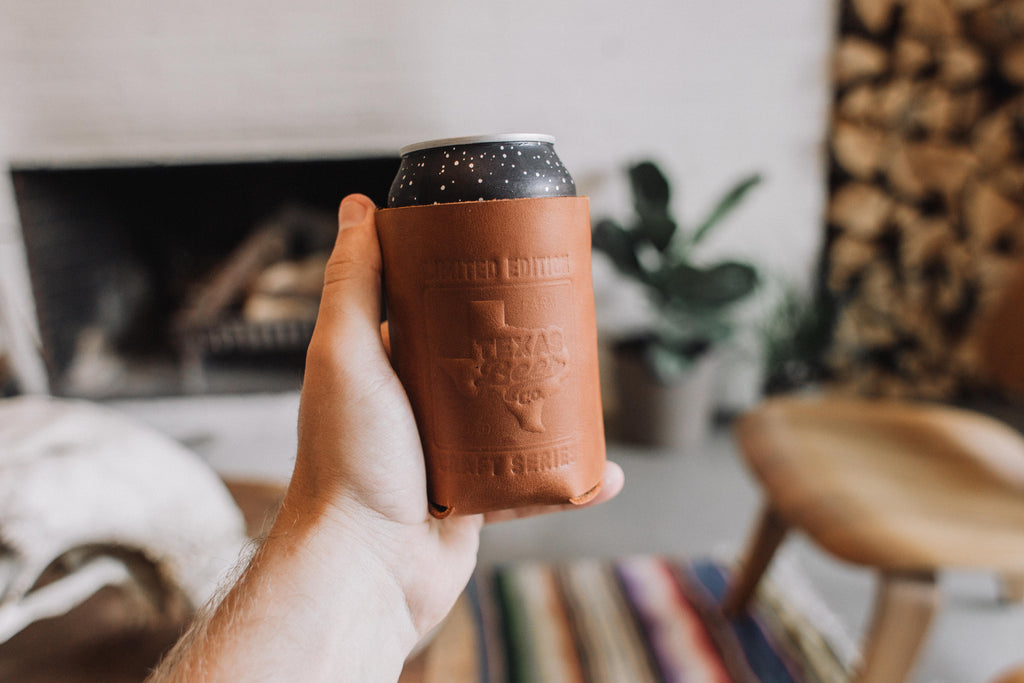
xmin=0 ymin=0 xmax=831 ymax=405
xmin=3 ymin=1 xmax=1024 ymax=682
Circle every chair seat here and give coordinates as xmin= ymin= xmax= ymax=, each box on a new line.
xmin=737 ymin=394 xmax=1024 ymax=571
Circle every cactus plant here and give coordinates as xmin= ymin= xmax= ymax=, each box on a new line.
xmin=593 ymin=161 xmax=761 ymax=383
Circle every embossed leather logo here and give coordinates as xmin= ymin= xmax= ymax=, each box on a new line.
xmin=441 ymin=300 xmax=570 ymax=432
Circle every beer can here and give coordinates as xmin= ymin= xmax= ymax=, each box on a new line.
xmin=387 ymin=134 xmax=576 ymax=207
xmin=376 ymin=134 xmax=606 ymax=517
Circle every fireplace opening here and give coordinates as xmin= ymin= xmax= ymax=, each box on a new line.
xmin=12 ymin=157 xmax=399 ymax=398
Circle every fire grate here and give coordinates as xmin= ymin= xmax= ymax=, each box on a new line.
xmin=173 ymin=206 xmax=334 ymax=390
xmin=12 ymin=156 xmax=398 ymax=397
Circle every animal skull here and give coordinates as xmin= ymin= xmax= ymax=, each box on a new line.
xmin=0 ymin=396 xmax=249 ymax=642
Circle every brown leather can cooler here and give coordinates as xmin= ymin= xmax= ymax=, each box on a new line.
xmin=376 ymin=196 xmax=606 ymax=517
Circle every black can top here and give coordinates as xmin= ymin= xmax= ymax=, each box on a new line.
xmin=386 ymin=134 xmax=577 ymax=208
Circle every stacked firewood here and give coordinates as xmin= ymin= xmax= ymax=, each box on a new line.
xmin=826 ymin=0 xmax=1024 ymax=399
xmin=174 ymin=206 xmax=335 ymax=365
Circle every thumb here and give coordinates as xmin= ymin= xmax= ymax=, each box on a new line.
xmin=307 ymin=194 xmax=385 ymax=367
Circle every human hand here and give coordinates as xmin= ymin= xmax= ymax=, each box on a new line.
xmin=284 ymin=194 xmax=623 ymax=640
xmin=149 ymin=195 xmax=622 ymax=683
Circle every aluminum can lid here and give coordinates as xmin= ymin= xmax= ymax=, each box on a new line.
xmin=399 ymin=133 xmax=556 ymax=156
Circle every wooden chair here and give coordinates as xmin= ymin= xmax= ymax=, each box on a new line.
xmin=724 ymin=264 xmax=1024 ymax=682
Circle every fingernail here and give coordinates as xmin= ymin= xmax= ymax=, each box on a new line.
xmin=340 ymin=197 xmax=368 ymax=226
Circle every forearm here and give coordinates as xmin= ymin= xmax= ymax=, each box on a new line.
xmin=149 ymin=500 xmax=418 ymax=682
xmin=146 ymin=191 xmax=620 ymax=682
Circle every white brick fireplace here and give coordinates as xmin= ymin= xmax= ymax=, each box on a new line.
xmin=0 ymin=0 xmax=834 ymax=400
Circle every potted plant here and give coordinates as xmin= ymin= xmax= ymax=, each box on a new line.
xmin=593 ymin=160 xmax=761 ymax=449
xmin=760 ymin=280 xmax=835 ymax=396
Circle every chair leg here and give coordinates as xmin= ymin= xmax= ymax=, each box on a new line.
xmin=1000 ymin=571 xmax=1024 ymax=604
xmin=723 ymin=504 xmax=789 ymax=616
xmin=858 ymin=571 xmax=939 ymax=683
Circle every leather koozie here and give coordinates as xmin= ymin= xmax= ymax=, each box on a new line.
xmin=376 ymin=197 xmax=606 ymax=517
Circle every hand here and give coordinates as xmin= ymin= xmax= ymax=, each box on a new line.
xmin=148 ymin=194 xmax=623 ymax=682
xmin=287 ymin=193 xmax=623 ymax=635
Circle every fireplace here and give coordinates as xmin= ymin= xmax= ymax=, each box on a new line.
xmin=12 ymin=157 xmax=399 ymax=398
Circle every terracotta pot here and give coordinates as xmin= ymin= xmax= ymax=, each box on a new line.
xmin=612 ymin=347 xmax=718 ymax=451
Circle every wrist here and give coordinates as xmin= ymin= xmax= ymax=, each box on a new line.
xmin=257 ymin=498 xmax=421 ymax=677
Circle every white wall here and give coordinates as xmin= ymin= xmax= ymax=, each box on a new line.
xmin=0 ymin=0 xmax=836 ymax=399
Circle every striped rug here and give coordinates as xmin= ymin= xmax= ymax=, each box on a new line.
xmin=423 ymin=556 xmax=855 ymax=683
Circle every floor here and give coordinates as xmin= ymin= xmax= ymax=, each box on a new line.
xmin=114 ymin=392 xmax=1024 ymax=683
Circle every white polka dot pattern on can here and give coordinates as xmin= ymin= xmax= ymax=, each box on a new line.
xmin=387 ymin=137 xmax=576 ymax=208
